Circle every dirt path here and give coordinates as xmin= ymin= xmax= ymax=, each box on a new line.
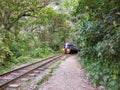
xmin=39 ymin=55 xmax=97 ymax=90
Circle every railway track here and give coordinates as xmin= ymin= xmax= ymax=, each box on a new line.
xmin=0 ymin=54 xmax=64 ymax=90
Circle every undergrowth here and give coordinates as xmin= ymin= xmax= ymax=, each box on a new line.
xmin=0 ymin=53 xmax=57 ymax=74
xmin=78 ymin=57 xmax=120 ymax=90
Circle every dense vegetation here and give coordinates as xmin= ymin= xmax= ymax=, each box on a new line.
xmin=0 ymin=0 xmax=72 ymax=73
xmin=72 ymin=0 xmax=120 ymax=89
xmin=0 ymin=0 xmax=120 ymax=89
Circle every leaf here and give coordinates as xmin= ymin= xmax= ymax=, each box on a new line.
xmin=109 ymin=81 xmax=116 ymax=86
xmin=94 ymin=74 xmax=99 ymax=80
xmin=103 ymin=76 xmax=109 ymax=82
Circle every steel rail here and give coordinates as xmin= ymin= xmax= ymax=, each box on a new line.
xmin=0 ymin=54 xmax=63 ymax=90
xmin=0 ymin=54 xmax=61 ymax=77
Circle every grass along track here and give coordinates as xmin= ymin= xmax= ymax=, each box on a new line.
xmin=0 ymin=54 xmax=64 ymax=90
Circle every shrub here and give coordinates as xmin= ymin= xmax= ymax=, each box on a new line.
xmin=30 ymin=47 xmax=53 ymax=58
xmin=0 ymin=47 xmax=14 ymax=64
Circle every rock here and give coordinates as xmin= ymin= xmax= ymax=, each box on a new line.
xmin=28 ymin=74 xmax=36 ymax=77
xmin=21 ymin=78 xmax=29 ymax=81
xmin=97 ymin=86 xmax=104 ymax=90
xmin=9 ymin=84 xmax=20 ymax=88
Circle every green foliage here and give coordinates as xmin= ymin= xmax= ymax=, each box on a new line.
xmin=9 ymin=33 xmax=35 ymax=57
xmin=0 ymin=0 xmax=71 ymax=75
xmin=0 ymin=2 xmax=70 ymax=69
xmin=9 ymin=41 xmax=26 ymax=57
xmin=30 ymin=47 xmax=54 ymax=58
xmin=0 ymin=47 xmax=14 ymax=64
xmin=13 ymin=56 xmax=32 ymax=64
xmin=78 ymin=57 xmax=120 ymax=89
xmin=0 ymin=56 xmax=32 ymax=74
xmin=0 ymin=0 xmax=50 ymax=30
xmin=62 ymin=0 xmax=78 ymax=10
xmin=74 ymin=0 xmax=120 ymax=89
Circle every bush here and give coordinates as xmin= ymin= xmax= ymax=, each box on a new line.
xmin=78 ymin=57 xmax=120 ymax=89
xmin=30 ymin=47 xmax=53 ymax=58
xmin=13 ymin=56 xmax=32 ymax=64
xmin=0 ymin=56 xmax=32 ymax=74
xmin=74 ymin=1 xmax=120 ymax=89
xmin=0 ymin=47 xmax=14 ymax=64
xmin=9 ymin=39 xmax=29 ymax=57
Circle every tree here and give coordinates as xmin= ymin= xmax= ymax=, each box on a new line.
xmin=0 ymin=0 xmax=50 ymax=46
xmin=73 ymin=0 xmax=120 ymax=89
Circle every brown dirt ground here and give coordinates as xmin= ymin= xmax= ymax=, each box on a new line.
xmin=39 ymin=55 xmax=97 ymax=90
